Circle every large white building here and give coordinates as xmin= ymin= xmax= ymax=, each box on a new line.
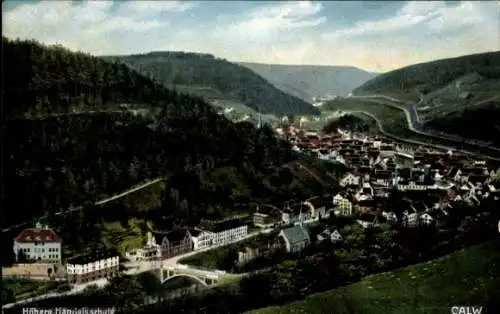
xmin=201 ymin=218 xmax=248 ymax=247
xmin=67 ymin=252 xmax=119 ymax=284
xmin=190 ymin=230 xmax=215 ymax=250
xmin=13 ymin=223 xmax=62 ymax=264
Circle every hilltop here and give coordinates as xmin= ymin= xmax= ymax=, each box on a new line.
xmin=101 ymin=52 xmax=320 ymax=117
xmin=353 ymin=51 xmax=500 ymax=101
xmin=240 ymin=62 xmax=376 ymax=101
xmin=2 ymin=37 xmax=331 ymax=262
xmin=353 ymin=51 xmax=500 ymax=144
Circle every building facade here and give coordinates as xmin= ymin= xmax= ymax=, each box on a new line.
xmin=154 ymin=229 xmax=194 ymax=259
xmin=277 ymin=225 xmax=311 ymax=253
xmin=67 ymin=253 xmax=119 ymax=284
xmin=253 ymin=204 xmax=282 ymax=228
xmin=13 ymin=223 xmax=62 ymax=264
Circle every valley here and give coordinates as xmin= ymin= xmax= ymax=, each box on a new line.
xmin=2 ymin=1 xmax=500 ymax=313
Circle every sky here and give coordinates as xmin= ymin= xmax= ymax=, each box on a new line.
xmin=3 ymin=0 xmax=500 ymax=72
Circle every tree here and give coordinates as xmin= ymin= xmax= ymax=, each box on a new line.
xmin=179 ymin=199 xmax=189 ymax=218
xmin=270 ymin=260 xmax=301 ymax=301
xmin=1 ymin=286 xmax=15 ymax=305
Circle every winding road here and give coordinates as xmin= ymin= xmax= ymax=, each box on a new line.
xmin=342 ymin=109 xmax=500 ymax=161
xmin=349 ymin=94 xmax=500 ymax=157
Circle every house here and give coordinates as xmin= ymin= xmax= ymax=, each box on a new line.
xmin=125 ymin=232 xmax=161 ymax=262
xmin=357 ymin=199 xmax=376 ymax=213
xmin=340 ymin=172 xmax=361 ymax=187
xmin=371 ymin=171 xmax=392 ymax=187
xmin=153 ymin=229 xmax=194 ymax=259
xmin=420 ymin=213 xmax=434 ymax=225
xmin=357 ymin=213 xmax=378 ymax=228
xmin=333 ymin=193 xmax=345 ymax=206
xmin=253 ymin=204 xmax=282 ymax=228
xmin=402 ymin=211 xmax=419 ymax=228
xmin=398 ymin=181 xmax=429 ymax=191
xmin=361 ymin=182 xmax=374 ymax=196
xmin=317 ymin=229 xmax=343 ymax=243
xmin=382 ymin=211 xmax=398 ymax=223
xmin=201 ymin=218 xmax=248 ymax=246
xmin=335 ymin=197 xmax=353 ymax=216
xmin=303 ymin=196 xmax=327 ymax=219
xmin=237 ymin=242 xmax=275 ymax=265
xmin=276 ymin=225 xmax=311 ymax=253
xmin=13 ymin=222 xmax=62 ymax=264
xmin=282 ymin=203 xmax=315 ymax=225
xmin=66 ymin=251 xmax=119 ymax=284
xmin=449 ymin=168 xmax=464 ymax=182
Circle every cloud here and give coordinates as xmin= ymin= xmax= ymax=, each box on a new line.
xmin=2 ymin=1 xmax=198 ymax=53
xmin=213 ymin=1 xmax=326 ymax=44
xmin=323 ymin=1 xmax=485 ymax=40
xmin=2 ymin=1 xmax=498 ymax=71
xmin=116 ymin=1 xmax=200 ymax=16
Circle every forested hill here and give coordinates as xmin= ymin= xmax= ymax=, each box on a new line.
xmin=353 ymin=51 xmax=500 ymax=96
xmin=2 ymin=38 xmax=326 ymax=244
xmin=3 ymin=37 xmax=192 ymax=118
xmin=101 ymin=52 xmax=320 ymax=116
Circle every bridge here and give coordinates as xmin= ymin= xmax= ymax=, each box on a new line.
xmin=156 ymin=265 xmax=227 ymax=286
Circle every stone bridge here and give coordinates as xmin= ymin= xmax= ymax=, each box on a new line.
xmin=157 ymin=265 xmax=223 ymax=286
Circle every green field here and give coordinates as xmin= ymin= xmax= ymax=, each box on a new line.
xmin=248 ymin=240 xmax=500 ymax=314
xmin=322 ymin=98 xmax=411 ymax=136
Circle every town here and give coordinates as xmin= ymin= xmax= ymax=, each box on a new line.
xmin=4 ymin=116 xmax=500 ymax=309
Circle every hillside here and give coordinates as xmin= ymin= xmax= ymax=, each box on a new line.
xmin=353 ymin=51 xmax=500 ymax=99
xmin=101 ymin=52 xmax=320 ymax=117
xmin=2 ymin=37 xmax=331 ymax=264
xmin=353 ymin=51 xmax=500 ymax=144
xmin=249 ymin=240 xmax=500 ymax=314
xmin=240 ymin=62 xmax=376 ymax=101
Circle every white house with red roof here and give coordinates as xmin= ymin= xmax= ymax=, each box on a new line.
xmin=13 ymin=222 xmax=62 ymax=264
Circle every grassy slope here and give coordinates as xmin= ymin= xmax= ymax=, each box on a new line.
xmin=249 ymin=240 xmax=500 ymax=314
xmin=321 ymin=98 xmax=409 ymax=135
xmin=353 ymin=51 xmax=500 ymax=104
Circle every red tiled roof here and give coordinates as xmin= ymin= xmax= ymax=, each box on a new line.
xmin=15 ymin=228 xmax=61 ymax=243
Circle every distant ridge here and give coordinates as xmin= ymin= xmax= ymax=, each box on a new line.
xmin=239 ymin=62 xmax=377 ymax=101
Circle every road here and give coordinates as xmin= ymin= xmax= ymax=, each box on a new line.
xmin=2 ymin=177 xmax=167 ymax=232
xmin=349 ymin=94 xmax=500 ymax=157
xmin=3 ymin=228 xmax=273 ymax=309
xmin=341 ymin=110 xmax=500 ymax=161
xmin=9 ymin=108 xmax=152 ymax=121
